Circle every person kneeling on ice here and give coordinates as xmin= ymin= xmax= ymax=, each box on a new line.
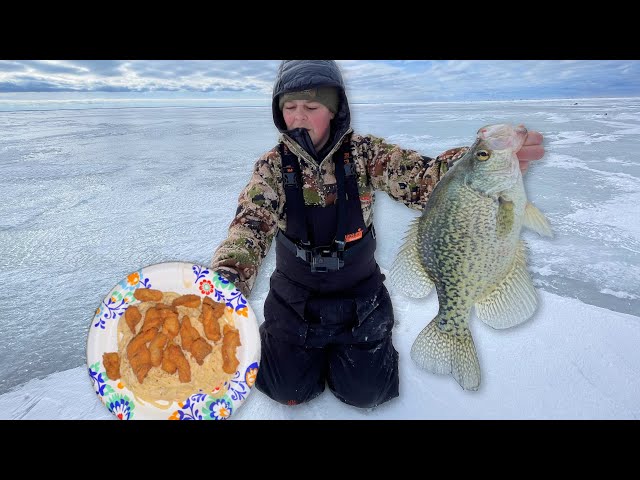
xmin=210 ymin=60 xmax=545 ymax=408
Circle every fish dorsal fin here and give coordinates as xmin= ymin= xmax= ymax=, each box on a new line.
xmin=474 ymin=241 xmax=538 ymax=329
xmin=390 ymin=217 xmax=434 ymax=298
xmin=524 ymin=202 xmax=553 ymax=237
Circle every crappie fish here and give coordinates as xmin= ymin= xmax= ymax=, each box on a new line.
xmin=390 ymin=124 xmax=553 ymax=390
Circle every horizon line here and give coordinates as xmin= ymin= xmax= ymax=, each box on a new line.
xmin=0 ymin=95 xmax=638 ymax=114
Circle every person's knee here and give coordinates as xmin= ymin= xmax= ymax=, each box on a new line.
xmin=328 ymin=340 xmax=399 ymax=409
xmin=255 ymin=330 xmax=326 ymax=406
xmin=330 ymin=377 xmax=399 ymax=409
xmin=255 ymin=370 xmax=324 ymax=406
xmin=332 ymin=390 xmax=382 ymax=409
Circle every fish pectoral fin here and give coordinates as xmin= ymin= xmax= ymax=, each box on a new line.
xmin=523 ymin=202 xmax=553 ymax=237
xmin=475 ymin=241 xmax=538 ymax=329
xmin=496 ymin=196 xmax=515 ymax=237
xmin=390 ymin=217 xmax=434 ymax=298
xmin=411 ymin=317 xmax=480 ymax=391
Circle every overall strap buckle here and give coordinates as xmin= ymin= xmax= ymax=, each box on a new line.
xmin=294 ymin=240 xmax=345 ymax=273
xmin=283 ymin=166 xmax=298 ymax=188
xmin=309 ymin=245 xmax=345 ymax=273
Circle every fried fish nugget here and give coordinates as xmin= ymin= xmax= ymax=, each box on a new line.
xmin=126 ymin=327 xmax=158 ymax=359
xmin=161 ymin=342 xmax=178 ymax=374
xmin=223 ymin=324 xmax=239 ymax=336
xmin=172 ymin=294 xmax=202 ymax=309
xmin=221 ymin=326 xmax=241 ymax=374
xmin=133 ymin=288 xmax=163 ymax=302
xmin=162 ymin=357 xmax=177 ymax=374
xmin=102 ymin=352 xmax=121 ymax=380
xmin=190 ymin=337 xmax=213 ymax=365
xmin=202 ymin=296 xmax=215 ymax=307
xmin=142 ymin=307 xmax=165 ymax=332
xmin=200 ymin=303 xmax=221 ymax=342
xmin=124 ymin=306 xmax=142 ymax=334
xmin=136 ymin=365 xmax=152 ymax=383
xmin=156 ymin=303 xmax=177 ymax=313
xmin=206 ymin=297 xmax=226 ymax=320
xmin=180 ymin=316 xmax=200 ymax=352
xmin=149 ymin=332 xmax=169 ymax=367
xmin=160 ymin=309 xmax=179 ymax=320
xmin=166 ymin=344 xmax=191 ymax=383
xmin=129 ymin=346 xmax=152 ymax=383
xmin=162 ymin=312 xmax=180 ymax=339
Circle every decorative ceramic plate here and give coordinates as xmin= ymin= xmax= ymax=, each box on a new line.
xmin=87 ymin=262 xmax=260 ymax=420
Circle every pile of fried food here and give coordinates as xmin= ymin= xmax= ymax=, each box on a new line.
xmin=102 ymin=288 xmax=241 ymax=385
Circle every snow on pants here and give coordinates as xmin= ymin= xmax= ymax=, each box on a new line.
xmin=255 ymin=270 xmax=399 ymax=409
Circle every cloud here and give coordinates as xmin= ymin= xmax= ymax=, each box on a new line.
xmin=0 ymin=61 xmax=28 ymax=72
xmin=63 ymin=60 xmax=125 ymax=76
xmin=0 ymin=80 xmax=80 ymax=92
xmin=15 ymin=60 xmax=89 ymax=75
xmin=0 ymin=60 xmax=638 ymax=101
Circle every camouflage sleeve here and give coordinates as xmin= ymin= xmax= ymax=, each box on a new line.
xmin=210 ymin=150 xmax=281 ymax=297
xmin=361 ymin=134 xmax=468 ymax=211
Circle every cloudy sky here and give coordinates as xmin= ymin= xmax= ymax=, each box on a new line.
xmin=0 ymin=60 xmax=638 ymax=104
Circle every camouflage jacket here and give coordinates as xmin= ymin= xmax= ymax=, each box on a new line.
xmin=211 ymin=127 xmax=467 ymax=296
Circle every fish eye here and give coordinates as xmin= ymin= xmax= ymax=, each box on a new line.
xmin=475 ymin=150 xmax=491 ymax=161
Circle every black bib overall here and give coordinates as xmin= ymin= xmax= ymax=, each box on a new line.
xmin=254 ymin=138 xmax=399 ymax=408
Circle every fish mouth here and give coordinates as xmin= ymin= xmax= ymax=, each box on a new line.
xmin=477 ymin=124 xmax=527 ymax=151
xmin=513 ymin=124 xmax=528 ymax=150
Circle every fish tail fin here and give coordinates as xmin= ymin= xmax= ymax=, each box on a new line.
xmin=411 ymin=317 xmax=481 ymax=391
xmin=390 ymin=217 xmax=434 ymax=298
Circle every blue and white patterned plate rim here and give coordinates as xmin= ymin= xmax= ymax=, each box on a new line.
xmin=86 ymin=261 xmax=260 ymax=420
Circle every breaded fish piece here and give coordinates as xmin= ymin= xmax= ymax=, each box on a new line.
xmin=200 ymin=302 xmax=221 ymax=342
xmin=156 ymin=303 xmax=177 ymax=313
xmin=166 ymin=344 xmax=191 ymax=383
xmin=161 ymin=342 xmax=178 ymax=374
xmin=126 ymin=327 xmax=158 ymax=359
xmin=162 ymin=356 xmax=177 ymax=374
xmin=204 ymin=296 xmax=226 ymax=320
xmin=172 ymin=294 xmax=202 ymax=309
xmin=124 ymin=306 xmax=142 ymax=334
xmin=102 ymin=352 xmax=121 ymax=380
xmin=126 ymin=328 xmax=157 ymax=383
xmin=129 ymin=347 xmax=152 ymax=383
xmin=202 ymin=296 xmax=215 ymax=307
xmin=180 ymin=316 xmax=200 ymax=352
xmin=221 ymin=325 xmax=241 ymax=374
xmin=149 ymin=332 xmax=169 ymax=367
xmin=142 ymin=307 xmax=165 ymax=332
xmin=190 ymin=337 xmax=213 ymax=365
xmin=133 ymin=288 xmax=163 ymax=302
xmin=161 ymin=311 xmax=180 ymax=339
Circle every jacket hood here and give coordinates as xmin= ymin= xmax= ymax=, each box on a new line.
xmin=272 ymin=60 xmax=351 ymax=155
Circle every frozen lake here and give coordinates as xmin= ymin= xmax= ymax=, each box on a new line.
xmin=1 ymin=98 xmax=638 ymax=398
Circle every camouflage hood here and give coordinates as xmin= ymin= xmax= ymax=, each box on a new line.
xmin=272 ymin=60 xmax=351 ymax=156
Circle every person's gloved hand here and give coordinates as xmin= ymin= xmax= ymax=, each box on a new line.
xmin=215 ymin=266 xmax=251 ymax=298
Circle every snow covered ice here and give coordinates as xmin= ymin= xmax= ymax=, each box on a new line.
xmin=1 ymin=98 xmax=639 ymax=419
